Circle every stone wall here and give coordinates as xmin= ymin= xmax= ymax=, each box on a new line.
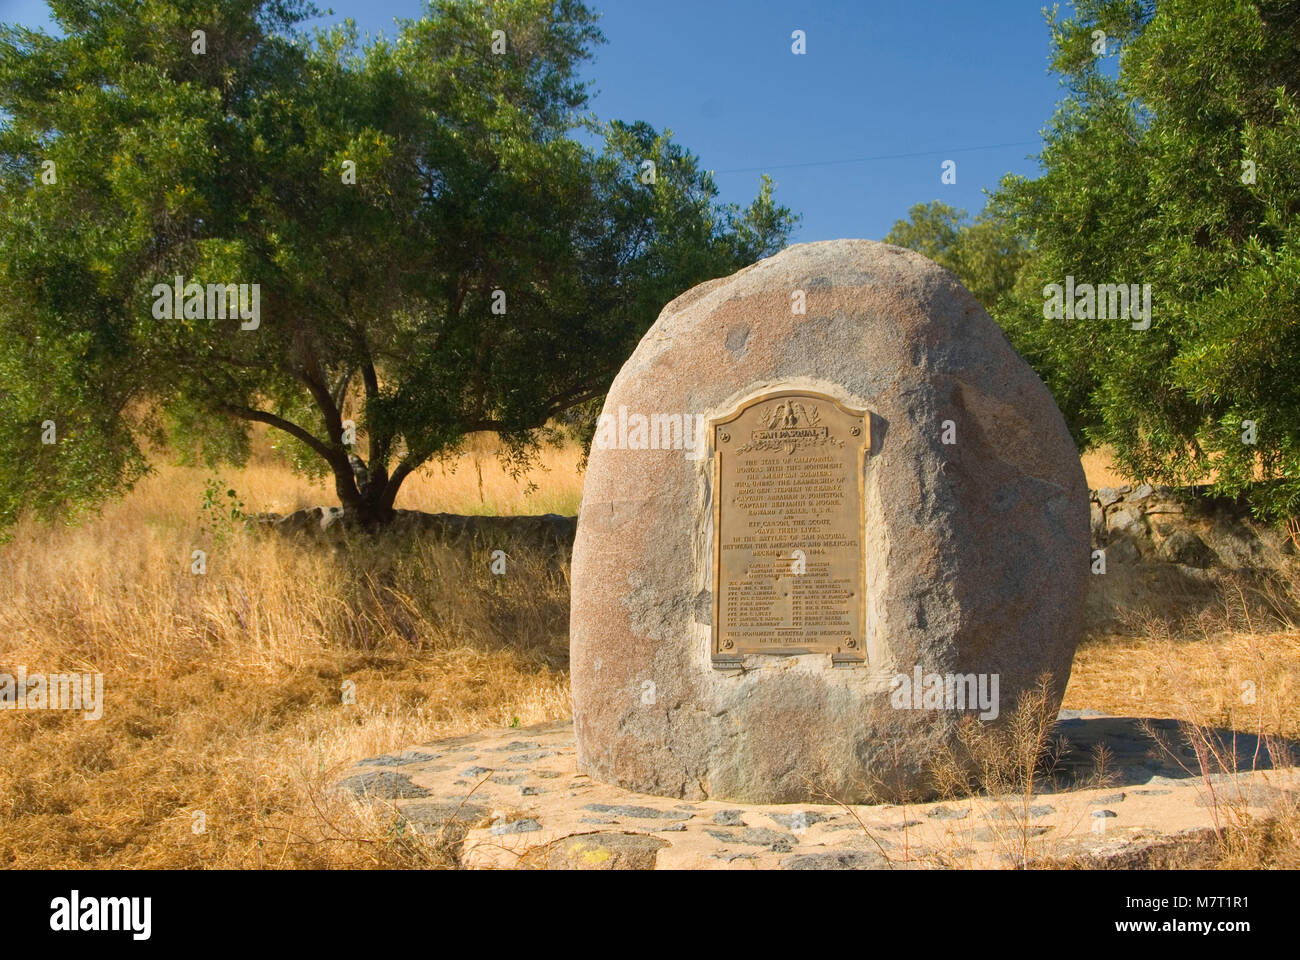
xmin=1091 ymin=484 xmax=1290 ymax=569
xmin=1085 ymin=484 xmax=1295 ymax=632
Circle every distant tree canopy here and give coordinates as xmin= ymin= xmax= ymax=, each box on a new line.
xmin=0 ymin=0 xmax=797 ymax=531
xmin=883 ymin=201 xmax=1028 ymax=314
xmin=887 ymin=0 xmax=1300 ymax=519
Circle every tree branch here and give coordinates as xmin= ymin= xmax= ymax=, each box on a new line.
xmin=217 ymin=403 xmax=336 ymax=464
xmin=331 ymin=367 xmax=354 ymax=411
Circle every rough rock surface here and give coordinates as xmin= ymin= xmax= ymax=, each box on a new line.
xmin=570 ymin=239 xmax=1090 ymax=803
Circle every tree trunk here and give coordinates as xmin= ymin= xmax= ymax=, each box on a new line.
xmin=342 ymin=487 xmax=397 ymax=530
xmin=334 ymin=453 xmax=400 ymax=530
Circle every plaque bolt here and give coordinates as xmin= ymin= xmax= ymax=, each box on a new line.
xmin=719 ymin=431 xmax=730 ymax=443
xmin=846 ymin=638 xmax=857 ymax=648
xmin=723 ymin=639 xmax=734 ymax=650
xmin=851 ymin=425 xmax=861 ymax=436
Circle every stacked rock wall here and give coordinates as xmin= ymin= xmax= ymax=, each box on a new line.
xmin=1091 ymin=484 xmax=1290 ymax=569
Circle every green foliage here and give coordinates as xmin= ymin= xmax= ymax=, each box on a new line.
xmin=883 ymin=200 xmax=1029 ymax=312
xmin=892 ymin=1 xmax=1300 ymax=521
xmin=0 ymin=0 xmax=797 ymax=530
xmin=884 ymin=201 xmax=965 ymax=270
xmin=1004 ymin=0 xmax=1300 ymax=517
xmin=197 ymin=475 xmax=245 ymax=545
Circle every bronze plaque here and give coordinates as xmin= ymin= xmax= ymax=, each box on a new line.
xmin=711 ymin=391 xmax=869 ymax=664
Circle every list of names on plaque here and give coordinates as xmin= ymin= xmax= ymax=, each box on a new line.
xmin=712 ymin=391 xmax=868 ymax=659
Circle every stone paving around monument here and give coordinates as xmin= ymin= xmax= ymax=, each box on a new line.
xmin=336 ymin=712 xmax=1299 ymax=869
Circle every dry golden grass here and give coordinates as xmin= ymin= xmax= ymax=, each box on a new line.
xmin=1064 ymin=629 xmax=1300 ymax=741
xmin=2 ymin=437 xmax=1297 ymax=869
xmin=1060 ymin=574 xmax=1300 ymax=868
xmin=1081 ymin=445 xmax=1133 ymax=489
xmin=1077 ymin=442 xmax=1260 ymax=489
xmin=190 ymin=428 xmax=586 ymax=518
xmin=0 ymin=443 xmax=579 ymax=868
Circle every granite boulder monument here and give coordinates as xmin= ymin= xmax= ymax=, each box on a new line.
xmin=570 ymin=238 xmax=1089 ymax=803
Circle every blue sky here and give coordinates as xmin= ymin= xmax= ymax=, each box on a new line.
xmin=0 ymin=0 xmax=1069 ymax=241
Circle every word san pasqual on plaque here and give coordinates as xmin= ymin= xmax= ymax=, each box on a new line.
xmin=711 ymin=390 xmax=869 ymax=668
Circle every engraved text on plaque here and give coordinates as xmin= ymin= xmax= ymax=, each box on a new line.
xmin=712 ymin=390 xmax=869 ymax=664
